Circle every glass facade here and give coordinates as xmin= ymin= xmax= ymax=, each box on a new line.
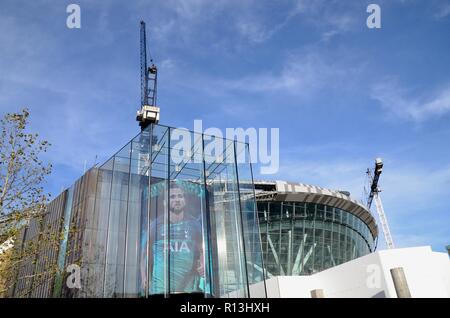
xmin=11 ymin=124 xmax=266 ymax=298
xmin=257 ymin=201 xmax=375 ymax=277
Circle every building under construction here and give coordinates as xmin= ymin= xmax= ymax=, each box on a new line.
xmin=3 ymin=21 xmax=450 ymax=298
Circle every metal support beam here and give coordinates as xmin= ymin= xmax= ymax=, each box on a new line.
xmin=292 ymin=234 xmax=306 ymax=275
xmin=267 ymin=235 xmax=285 ymax=275
xmin=287 ymin=230 xmax=292 ymax=275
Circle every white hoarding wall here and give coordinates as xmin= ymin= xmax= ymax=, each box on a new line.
xmin=256 ymin=246 xmax=450 ymax=298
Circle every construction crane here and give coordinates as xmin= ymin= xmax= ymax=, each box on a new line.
xmin=136 ymin=20 xmax=160 ymax=130
xmin=365 ymin=158 xmax=395 ymax=249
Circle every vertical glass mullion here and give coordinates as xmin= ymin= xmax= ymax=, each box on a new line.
xmin=330 ymin=208 xmax=335 ymax=266
xmin=298 ymin=211 xmax=304 ymax=275
xmin=291 ymin=207 xmax=296 ymax=275
xmin=265 ymin=203 xmax=270 ymax=277
xmin=321 ymin=220 xmax=325 ymax=271
xmin=165 ymin=127 xmax=171 ymax=297
xmin=144 ymin=125 xmax=153 ymax=298
xmin=278 ymin=202 xmax=283 ymax=275
xmin=102 ymin=156 xmax=116 ymax=297
xmin=312 ymin=204 xmax=316 ymax=272
xmin=233 ymin=140 xmax=250 ymax=298
xmin=113 ymin=141 xmax=132 ymax=298
xmin=278 ymin=203 xmax=282 ymax=275
xmin=201 ymin=133 xmax=213 ymax=297
xmin=122 ymin=138 xmax=135 ymax=297
xmin=246 ymin=144 xmax=267 ymax=297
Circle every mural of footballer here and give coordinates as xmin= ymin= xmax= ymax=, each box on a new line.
xmin=140 ymin=181 xmax=205 ymax=295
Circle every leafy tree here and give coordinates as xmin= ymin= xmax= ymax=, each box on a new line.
xmin=0 ymin=109 xmax=51 ymax=219
xmin=0 ymin=247 xmax=13 ymax=296
xmin=0 ymin=109 xmax=52 ymax=296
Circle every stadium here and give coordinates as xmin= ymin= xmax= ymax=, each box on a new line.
xmin=254 ymin=180 xmax=377 ymax=276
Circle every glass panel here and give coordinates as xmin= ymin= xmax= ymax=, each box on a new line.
xmin=89 ymin=161 xmax=114 ymax=297
xmin=302 ymin=227 xmax=315 ymax=275
xmin=265 ymin=228 xmax=280 ymax=277
xmin=205 ymin=138 xmax=248 ymax=297
xmin=291 ymin=219 xmax=305 ymax=275
xmin=323 ymin=229 xmax=333 ymax=269
xmin=316 ymin=204 xmax=324 ymax=220
xmin=167 ymin=128 xmax=208 ymax=295
xmin=146 ymin=125 xmax=169 ymax=296
xmin=306 ymin=203 xmax=315 ymax=220
xmin=342 ymin=211 xmax=349 ymax=226
xmin=235 ymin=143 xmax=266 ymax=297
xmin=269 ymin=202 xmax=281 ymax=221
xmin=313 ymin=225 xmax=324 ymax=272
xmin=104 ymin=142 xmax=131 ymax=297
xmin=282 ymin=202 xmax=294 ymax=219
xmin=123 ymin=131 xmax=151 ymax=297
xmin=294 ymin=202 xmax=306 ymax=218
xmin=334 ymin=208 xmax=341 ymax=223
xmin=279 ymin=228 xmax=290 ymax=275
xmin=257 ymin=202 xmax=268 ymax=222
xmin=53 ymin=186 xmax=74 ymax=297
xmin=325 ymin=206 xmax=333 ymax=221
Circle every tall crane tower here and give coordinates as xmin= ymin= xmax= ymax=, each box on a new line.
xmin=136 ymin=20 xmax=160 ymax=130
xmin=365 ymin=158 xmax=395 ymax=249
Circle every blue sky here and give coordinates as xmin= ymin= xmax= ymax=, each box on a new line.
xmin=0 ymin=0 xmax=449 ymax=252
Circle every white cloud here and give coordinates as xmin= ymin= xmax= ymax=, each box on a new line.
xmin=234 ymin=0 xmax=358 ymax=44
xmin=133 ymin=0 xmax=357 ymax=47
xmin=434 ymin=2 xmax=450 ymax=19
xmin=133 ymin=0 xmax=230 ymax=45
xmin=276 ymin=158 xmax=368 ymax=201
xmin=371 ymin=79 xmax=450 ymax=122
xmin=152 ymin=46 xmax=367 ymax=122
xmin=235 ymin=0 xmax=307 ymax=44
xmin=236 ymin=21 xmax=273 ymax=44
xmin=211 ymin=51 xmax=364 ymax=99
xmin=318 ymin=13 xmax=355 ymax=41
xmin=160 ymin=58 xmax=176 ymax=71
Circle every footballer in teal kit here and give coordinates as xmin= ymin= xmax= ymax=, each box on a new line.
xmin=140 ymin=182 xmax=205 ymax=295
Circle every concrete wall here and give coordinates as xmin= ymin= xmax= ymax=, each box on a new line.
xmin=436 ymin=252 xmax=450 ymax=297
xmin=377 ymin=246 xmax=449 ymax=298
xmin=260 ymin=246 xmax=450 ymax=298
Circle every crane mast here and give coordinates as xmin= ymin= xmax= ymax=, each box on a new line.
xmin=137 ymin=21 xmax=160 ymax=130
xmin=366 ymin=158 xmax=395 ymax=249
